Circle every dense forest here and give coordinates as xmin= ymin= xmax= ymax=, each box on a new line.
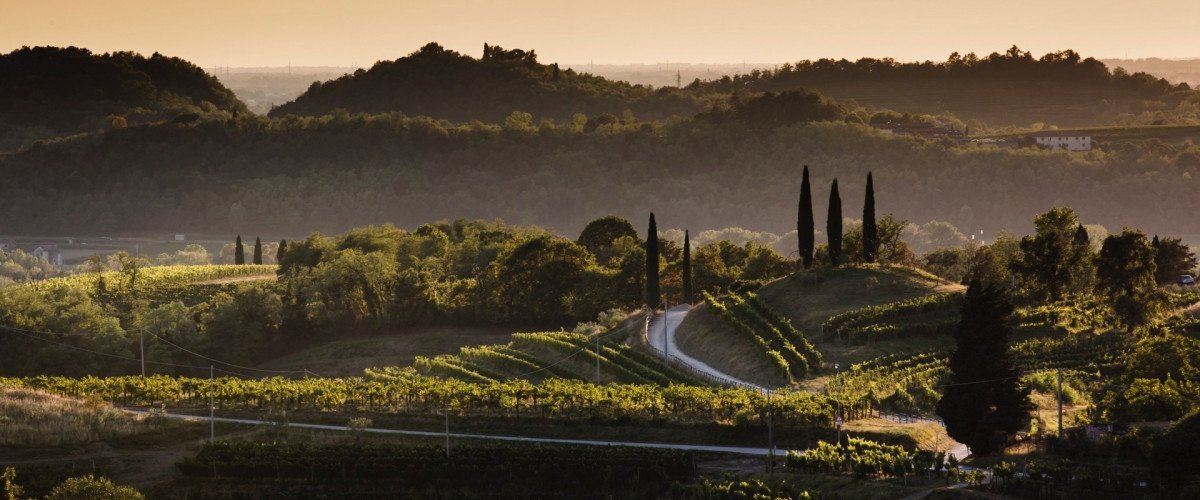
xmin=2 ymin=107 xmax=1198 ymax=238
xmin=0 ymin=46 xmax=246 ymax=151
xmin=268 ymin=42 xmax=709 ymax=122
xmin=692 ymin=46 xmax=1198 ymax=128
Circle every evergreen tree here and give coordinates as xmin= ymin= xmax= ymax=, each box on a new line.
xmin=682 ymin=230 xmax=693 ymax=304
xmin=798 ymin=165 xmax=814 ymax=269
xmin=253 ymin=237 xmax=263 ymax=265
xmin=936 ymin=280 xmax=1032 ymax=455
xmin=862 ymin=172 xmax=878 ymax=263
xmin=1097 ymin=230 xmax=1166 ymax=329
xmin=277 ymin=239 xmax=287 ymax=263
xmin=645 ymin=213 xmax=661 ymax=308
xmin=234 ymin=235 xmax=245 ymax=265
xmin=827 ymin=179 xmax=842 ymax=266
xmin=1152 ymin=235 xmax=1198 ymax=285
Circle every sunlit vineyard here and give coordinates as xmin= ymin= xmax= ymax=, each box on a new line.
xmin=0 ymin=374 xmax=836 ymax=428
xmin=5 ymin=264 xmax=277 ymax=306
xmin=822 ymin=293 xmax=962 ymax=343
xmin=703 ymin=290 xmax=822 ymax=380
xmin=412 ymin=330 xmax=707 ymax=386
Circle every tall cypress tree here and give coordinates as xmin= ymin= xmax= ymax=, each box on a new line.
xmin=862 ymin=172 xmax=878 ymax=263
xmin=936 ymin=280 xmax=1032 ymax=455
xmin=253 ymin=237 xmax=263 ymax=265
xmin=234 ymin=235 xmax=245 ymax=265
xmin=645 ymin=213 xmax=660 ymax=308
xmin=827 ymin=179 xmax=842 ymax=266
xmin=798 ymin=165 xmax=814 ymax=269
xmin=682 ymin=230 xmax=693 ymax=304
xmin=276 ymin=239 xmax=287 ymax=264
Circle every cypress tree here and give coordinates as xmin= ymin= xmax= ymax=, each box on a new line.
xmin=798 ymin=165 xmax=814 ymax=269
xmin=682 ymin=230 xmax=693 ymax=304
xmin=234 ymin=235 xmax=245 ymax=265
xmin=862 ymin=172 xmax=878 ymax=263
xmin=253 ymin=237 xmax=263 ymax=265
xmin=936 ymin=280 xmax=1032 ymax=455
xmin=276 ymin=239 xmax=287 ymax=264
xmin=645 ymin=213 xmax=661 ymax=308
xmin=827 ymin=179 xmax=842 ymax=266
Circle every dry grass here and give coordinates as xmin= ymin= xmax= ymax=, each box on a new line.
xmin=0 ymin=388 xmax=153 ymax=447
xmin=258 ymin=325 xmax=518 ymax=376
xmin=675 ymin=304 xmax=789 ymax=387
xmin=674 ymin=265 xmax=962 ymax=388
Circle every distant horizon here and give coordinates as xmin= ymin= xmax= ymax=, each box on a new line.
xmin=4 ymin=0 xmax=1199 ymax=67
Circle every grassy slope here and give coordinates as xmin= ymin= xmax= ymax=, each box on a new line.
xmin=257 ymin=325 xmax=517 ymax=377
xmin=676 ymin=265 xmax=964 ymax=388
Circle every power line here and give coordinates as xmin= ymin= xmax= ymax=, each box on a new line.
xmin=144 ymin=328 xmax=312 ymax=376
xmin=0 ymin=325 xmax=248 ymax=376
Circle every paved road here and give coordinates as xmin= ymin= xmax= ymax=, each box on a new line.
xmin=133 ymin=410 xmax=789 ymax=457
xmin=647 ymin=304 xmax=767 ymax=390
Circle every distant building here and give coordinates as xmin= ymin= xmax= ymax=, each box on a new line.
xmin=875 ymin=121 xmax=966 ymax=139
xmin=1032 ymin=131 xmax=1092 ymax=151
xmin=5 ymin=243 xmax=64 ymax=266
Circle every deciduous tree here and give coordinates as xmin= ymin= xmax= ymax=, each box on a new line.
xmin=1097 ymin=229 xmax=1166 ymax=329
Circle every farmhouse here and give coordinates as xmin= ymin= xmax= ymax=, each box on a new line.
xmin=1032 ymin=131 xmax=1092 ymax=151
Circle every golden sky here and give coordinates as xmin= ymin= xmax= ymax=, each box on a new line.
xmin=3 ymin=0 xmax=1197 ymax=67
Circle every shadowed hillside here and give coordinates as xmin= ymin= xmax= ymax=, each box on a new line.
xmin=0 ymin=46 xmax=247 ymax=151
xmin=268 ymin=42 xmax=708 ymax=122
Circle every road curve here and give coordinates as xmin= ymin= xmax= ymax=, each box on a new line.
xmin=646 ymin=304 xmax=767 ymax=391
xmin=135 ymin=410 xmax=788 ymax=457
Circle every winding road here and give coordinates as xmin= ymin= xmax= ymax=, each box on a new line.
xmin=645 ymin=305 xmax=971 ymax=460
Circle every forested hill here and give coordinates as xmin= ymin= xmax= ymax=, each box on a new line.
xmin=692 ymin=46 xmax=1196 ymax=129
xmin=267 ymin=42 xmax=707 ymax=122
xmin=0 ymin=46 xmax=247 ymax=151
xmin=2 ymin=112 xmax=1198 ymax=239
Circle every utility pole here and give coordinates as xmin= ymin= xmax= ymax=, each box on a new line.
xmin=444 ymin=399 xmax=451 ymax=458
xmin=1057 ymin=368 xmax=1064 ymax=439
xmin=834 ymin=363 xmax=842 ymax=445
xmin=766 ymin=390 xmax=774 ymax=472
xmin=209 ymin=365 xmax=215 ymax=444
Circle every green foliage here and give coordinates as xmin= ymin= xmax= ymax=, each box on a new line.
xmin=44 ymin=474 xmax=143 ymax=500
xmin=798 ymin=165 xmax=815 ymax=269
xmin=576 ymin=215 xmax=639 ymax=256
xmin=786 ymin=438 xmax=912 ymax=479
xmin=826 ymin=179 xmax=842 ymax=266
xmin=1153 ymin=235 xmax=1198 ymax=285
xmin=822 ymin=292 xmax=963 ymax=343
xmin=936 ymin=281 xmax=1032 ymax=455
xmin=269 ymin=42 xmax=704 ymax=123
xmin=693 ymin=46 xmax=1191 ymax=127
xmin=646 ymin=213 xmax=660 ymax=307
xmin=862 ymin=172 xmax=877 ymax=263
xmin=1013 ymin=207 xmax=1094 ymax=302
xmin=1152 ymin=411 xmax=1200 ymax=483
xmin=0 ymin=46 xmax=246 ymax=151
xmin=701 ymin=90 xmax=844 ymax=127
xmin=3 ymin=374 xmax=835 ymax=429
xmin=674 ymin=476 xmax=812 ymax=500
xmin=1096 ymin=229 xmax=1168 ymax=329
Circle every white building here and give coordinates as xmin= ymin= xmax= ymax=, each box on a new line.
xmin=1033 ymin=132 xmax=1092 ymax=151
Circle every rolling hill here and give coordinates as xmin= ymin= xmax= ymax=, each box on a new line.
xmin=675 ymin=265 xmax=964 ymax=387
xmin=0 ymin=46 xmax=247 ymax=151
xmin=267 ymin=42 xmax=707 ymax=122
xmin=693 ymin=47 xmax=1196 ymax=128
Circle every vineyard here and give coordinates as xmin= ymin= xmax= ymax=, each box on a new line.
xmin=0 ymin=374 xmax=835 ymax=428
xmin=822 ymin=293 xmax=962 ymax=344
xmin=410 ymin=330 xmax=706 ymax=386
xmin=178 ymin=441 xmax=697 ymax=498
xmin=702 ymin=290 xmax=823 ymax=381
xmin=786 ymin=437 xmax=920 ymax=479
xmin=3 ymin=264 xmax=277 ymax=306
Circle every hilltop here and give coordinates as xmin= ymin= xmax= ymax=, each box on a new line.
xmin=675 ymin=266 xmax=962 ymax=387
xmin=268 ymin=42 xmax=707 ymax=122
xmin=0 ymin=46 xmax=247 ymax=151
xmin=692 ymin=46 xmax=1196 ymax=128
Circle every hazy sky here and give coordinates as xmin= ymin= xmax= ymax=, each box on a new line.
xmin=4 ymin=0 xmax=1198 ymax=68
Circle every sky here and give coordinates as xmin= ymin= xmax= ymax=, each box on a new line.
xmin=3 ymin=0 xmax=1198 ymax=68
